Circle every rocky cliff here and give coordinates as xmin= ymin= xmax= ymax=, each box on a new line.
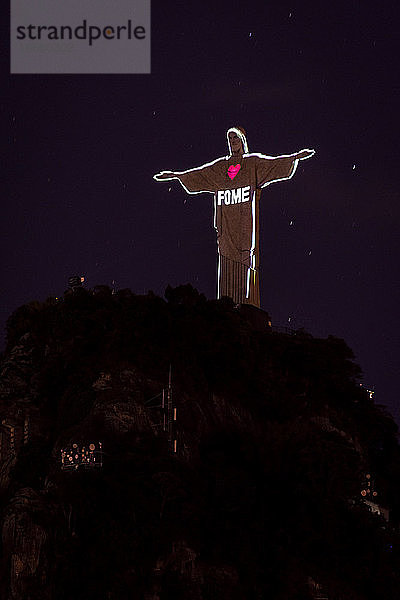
xmin=0 ymin=284 xmax=399 ymax=599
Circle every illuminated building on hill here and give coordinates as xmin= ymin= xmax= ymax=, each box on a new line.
xmin=61 ymin=442 xmax=103 ymax=470
xmin=360 ymin=473 xmax=389 ymax=521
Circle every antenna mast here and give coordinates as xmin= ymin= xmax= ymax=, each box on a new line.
xmin=167 ymin=365 xmax=177 ymax=453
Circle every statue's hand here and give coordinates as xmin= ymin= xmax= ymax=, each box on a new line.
xmin=297 ymin=149 xmax=315 ymax=160
xmin=154 ymin=171 xmax=176 ymax=181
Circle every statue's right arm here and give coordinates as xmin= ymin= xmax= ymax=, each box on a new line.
xmin=154 ymin=158 xmax=223 ymax=193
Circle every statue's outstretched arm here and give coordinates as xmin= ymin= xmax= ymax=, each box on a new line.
xmin=296 ymin=149 xmax=315 ymax=160
xmin=153 ymin=171 xmax=177 ymax=181
xmin=154 ymin=157 xmax=224 ymax=194
xmin=254 ymin=148 xmax=315 ymax=189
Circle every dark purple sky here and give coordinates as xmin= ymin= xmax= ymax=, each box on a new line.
xmin=3 ymin=2 xmax=399 ymax=421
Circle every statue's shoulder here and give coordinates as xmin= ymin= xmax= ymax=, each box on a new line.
xmin=210 ymin=156 xmax=230 ymax=171
xmin=244 ymin=153 xmax=271 ymax=160
xmin=200 ymin=155 xmax=228 ymax=170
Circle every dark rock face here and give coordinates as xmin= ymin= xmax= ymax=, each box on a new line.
xmin=2 ymin=487 xmax=54 ymax=600
xmin=0 ymin=285 xmax=400 ymax=599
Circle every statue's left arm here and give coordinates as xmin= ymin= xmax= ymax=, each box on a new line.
xmin=255 ymin=148 xmax=315 ymax=188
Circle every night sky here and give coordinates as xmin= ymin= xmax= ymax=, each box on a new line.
xmin=3 ymin=2 xmax=399 ymax=422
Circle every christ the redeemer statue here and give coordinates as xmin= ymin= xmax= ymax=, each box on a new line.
xmin=154 ymin=126 xmax=314 ymax=308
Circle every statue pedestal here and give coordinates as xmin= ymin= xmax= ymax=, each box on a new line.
xmin=237 ymin=304 xmax=272 ymax=331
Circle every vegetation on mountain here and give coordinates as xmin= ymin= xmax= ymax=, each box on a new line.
xmin=1 ymin=285 xmax=399 ymax=599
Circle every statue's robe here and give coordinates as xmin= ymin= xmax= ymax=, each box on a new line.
xmin=172 ymin=152 xmax=298 ymax=307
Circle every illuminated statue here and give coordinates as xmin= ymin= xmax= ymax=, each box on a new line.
xmin=154 ymin=127 xmax=314 ymax=307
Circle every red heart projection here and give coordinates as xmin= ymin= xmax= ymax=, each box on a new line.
xmin=227 ymin=164 xmax=241 ymax=180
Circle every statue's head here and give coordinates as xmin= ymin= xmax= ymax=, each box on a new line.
xmin=227 ymin=126 xmax=248 ymax=156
